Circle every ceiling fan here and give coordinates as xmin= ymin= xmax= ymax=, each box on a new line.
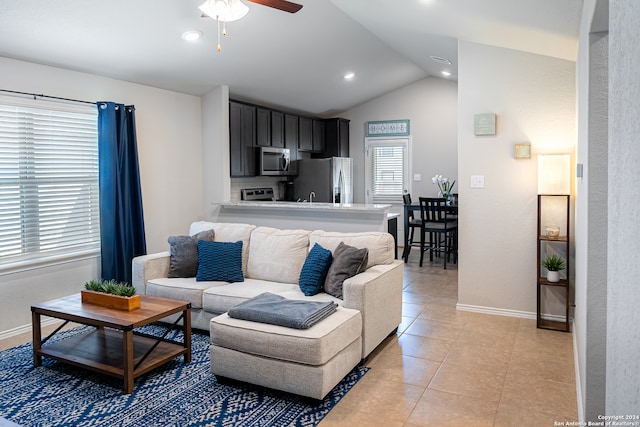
xmin=200 ymin=0 xmax=302 ymax=19
xmin=199 ymin=0 xmax=302 ymax=51
xmin=245 ymin=0 xmax=303 ymax=14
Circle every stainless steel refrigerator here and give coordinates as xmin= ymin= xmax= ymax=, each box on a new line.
xmin=293 ymin=157 xmax=353 ymax=203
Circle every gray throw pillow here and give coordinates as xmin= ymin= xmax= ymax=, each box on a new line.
xmin=167 ymin=229 xmax=215 ymax=278
xmin=323 ymin=241 xmax=369 ymax=299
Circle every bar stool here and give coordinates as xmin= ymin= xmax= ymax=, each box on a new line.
xmin=402 ymin=193 xmax=422 ymax=262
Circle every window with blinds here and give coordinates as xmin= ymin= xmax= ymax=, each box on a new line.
xmin=366 ymin=138 xmax=410 ymax=203
xmin=0 ymin=99 xmax=99 ymax=268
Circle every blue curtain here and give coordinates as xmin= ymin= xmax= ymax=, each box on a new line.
xmin=98 ymin=102 xmax=146 ymax=284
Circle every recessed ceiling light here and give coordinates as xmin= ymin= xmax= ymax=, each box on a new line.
xmin=441 ymin=71 xmax=451 ymax=77
xmin=430 ymin=55 xmax=451 ymax=65
xmin=344 ymin=72 xmax=356 ymax=80
xmin=182 ymin=30 xmax=202 ymax=41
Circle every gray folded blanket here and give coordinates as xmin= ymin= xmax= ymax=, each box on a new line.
xmin=228 ymin=292 xmax=338 ymax=329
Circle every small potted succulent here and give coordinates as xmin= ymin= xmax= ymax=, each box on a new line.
xmin=82 ymin=279 xmax=141 ymax=311
xmin=542 ymin=254 xmax=566 ymax=283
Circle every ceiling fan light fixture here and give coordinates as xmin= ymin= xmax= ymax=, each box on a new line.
xmin=200 ymin=0 xmax=249 ymax=53
xmin=198 ymin=0 xmax=302 ymax=53
xmin=199 ymin=0 xmax=249 ymax=22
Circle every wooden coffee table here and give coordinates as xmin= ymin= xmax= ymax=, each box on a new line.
xmin=31 ymin=293 xmax=191 ymax=394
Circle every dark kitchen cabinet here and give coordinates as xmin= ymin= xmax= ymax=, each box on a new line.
xmin=256 ymin=108 xmax=285 ymax=148
xmin=312 ymin=119 xmax=325 ymax=153
xmin=229 ymin=100 xmax=347 ymax=176
xmin=298 ymin=117 xmax=313 ymax=151
xmin=284 ymin=114 xmax=299 ymax=175
xmin=255 ymin=107 xmax=271 ymax=147
xmin=271 ymin=111 xmax=284 ymax=148
xmin=229 ymin=101 xmax=256 ymax=177
xmin=316 ymin=118 xmax=350 ymax=158
xmin=299 ymin=117 xmax=324 ymax=153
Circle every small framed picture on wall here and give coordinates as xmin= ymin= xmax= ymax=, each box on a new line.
xmin=514 ymin=143 xmax=531 ymax=159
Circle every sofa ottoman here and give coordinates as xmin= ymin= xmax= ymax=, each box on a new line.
xmin=209 ymin=306 xmax=362 ymax=400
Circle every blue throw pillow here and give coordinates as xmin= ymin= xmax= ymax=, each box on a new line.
xmin=196 ymin=240 xmax=244 ymax=283
xmin=299 ymin=243 xmax=333 ymax=296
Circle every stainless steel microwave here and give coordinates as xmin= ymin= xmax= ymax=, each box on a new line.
xmin=258 ymin=147 xmax=291 ymax=176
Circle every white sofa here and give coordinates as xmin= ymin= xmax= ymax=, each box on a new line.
xmin=132 ymin=221 xmax=403 ymax=398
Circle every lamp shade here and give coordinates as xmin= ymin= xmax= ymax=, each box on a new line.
xmin=199 ymin=0 xmax=249 ymax=22
xmin=537 ymin=154 xmax=571 ymax=195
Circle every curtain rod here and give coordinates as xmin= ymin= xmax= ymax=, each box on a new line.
xmin=0 ymin=88 xmax=97 ymax=105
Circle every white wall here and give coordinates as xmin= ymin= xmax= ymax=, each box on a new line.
xmin=0 ymin=57 xmax=204 ymax=334
xmin=574 ymin=0 xmax=609 ymax=421
xmin=457 ymin=42 xmax=576 ymax=315
xmin=607 ymin=0 xmax=640 ymax=414
xmin=202 ymin=85 xmax=231 ymax=220
xmin=341 ymin=77 xmax=458 ymax=226
xmin=574 ymin=0 xmax=640 ymax=418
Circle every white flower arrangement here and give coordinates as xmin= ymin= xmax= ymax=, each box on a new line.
xmin=432 ymin=174 xmax=456 ymax=196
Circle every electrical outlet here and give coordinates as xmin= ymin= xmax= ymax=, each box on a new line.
xmin=470 ymin=175 xmax=485 ymax=188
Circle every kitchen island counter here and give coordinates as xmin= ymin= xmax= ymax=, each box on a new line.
xmin=213 ymin=201 xmax=394 ymax=234
xmin=219 ymin=201 xmax=391 ymax=212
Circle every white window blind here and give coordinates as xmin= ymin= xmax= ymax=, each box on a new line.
xmin=0 ymin=99 xmax=99 ymax=268
xmin=366 ymin=138 xmax=410 ymax=203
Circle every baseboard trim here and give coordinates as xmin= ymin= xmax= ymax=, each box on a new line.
xmin=0 ymin=317 xmax=62 ymax=341
xmin=456 ymin=303 xmax=536 ymax=319
xmin=456 ymin=304 xmax=572 ymax=323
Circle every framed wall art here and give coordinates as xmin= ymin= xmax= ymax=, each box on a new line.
xmin=474 ymin=113 xmax=496 ymax=136
xmin=515 ymin=143 xmax=531 ymax=159
xmin=366 ymin=120 xmax=410 ymax=137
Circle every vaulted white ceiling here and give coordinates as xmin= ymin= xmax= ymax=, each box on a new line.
xmin=0 ymin=0 xmax=582 ymax=116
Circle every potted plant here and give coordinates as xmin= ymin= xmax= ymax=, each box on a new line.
xmin=81 ymin=279 xmax=141 ymax=311
xmin=542 ymin=254 xmax=566 ymax=283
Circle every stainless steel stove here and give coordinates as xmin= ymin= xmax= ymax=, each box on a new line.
xmin=241 ymin=187 xmax=275 ymax=201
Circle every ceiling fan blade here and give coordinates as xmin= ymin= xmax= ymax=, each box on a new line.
xmin=247 ymin=0 xmax=303 ymax=13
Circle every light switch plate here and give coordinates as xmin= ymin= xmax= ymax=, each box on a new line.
xmin=470 ymin=175 xmax=485 ymax=188
xmin=413 ymin=174 xmax=421 ymax=182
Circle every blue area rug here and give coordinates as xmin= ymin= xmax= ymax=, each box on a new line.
xmin=0 ymin=325 xmax=367 ymax=426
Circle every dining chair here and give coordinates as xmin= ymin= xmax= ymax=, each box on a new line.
xmin=448 ymin=193 xmax=459 ymax=257
xmin=402 ymin=193 xmax=423 ymax=263
xmin=418 ymin=197 xmax=458 ymax=269
xmin=447 ymin=193 xmax=459 ymax=220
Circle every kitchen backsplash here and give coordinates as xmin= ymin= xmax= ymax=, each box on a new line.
xmin=230 ymin=177 xmax=286 ymax=201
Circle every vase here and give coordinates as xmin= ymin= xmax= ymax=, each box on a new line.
xmin=546 ymin=271 xmax=560 ymax=283
xmin=438 ymin=191 xmax=452 ymax=205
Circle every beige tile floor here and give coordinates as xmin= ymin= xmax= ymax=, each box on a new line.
xmin=0 ymin=257 xmax=578 ymax=426
xmin=320 ymin=258 xmax=578 ymax=427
